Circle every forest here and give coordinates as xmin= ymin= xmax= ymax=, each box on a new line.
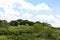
xmin=0 ymin=19 xmax=60 ymax=40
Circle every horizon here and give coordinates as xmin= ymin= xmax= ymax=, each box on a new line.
xmin=0 ymin=0 xmax=60 ymax=27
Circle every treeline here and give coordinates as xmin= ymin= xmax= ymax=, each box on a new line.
xmin=0 ymin=19 xmax=60 ymax=40
xmin=0 ymin=19 xmax=51 ymax=27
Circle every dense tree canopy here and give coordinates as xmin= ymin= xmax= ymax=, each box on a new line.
xmin=0 ymin=20 xmax=9 ymax=28
xmin=0 ymin=19 xmax=60 ymax=40
xmin=9 ymin=21 xmax=18 ymax=26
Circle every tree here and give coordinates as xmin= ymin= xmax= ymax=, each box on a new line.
xmin=28 ymin=21 xmax=34 ymax=26
xmin=17 ymin=19 xmax=23 ymax=25
xmin=42 ymin=22 xmax=51 ymax=27
xmin=9 ymin=21 xmax=18 ymax=26
xmin=0 ymin=20 xmax=9 ymax=28
xmin=34 ymin=21 xmax=41 ymax=24
xmin=0 ymin=20 xmax=2 ymax=27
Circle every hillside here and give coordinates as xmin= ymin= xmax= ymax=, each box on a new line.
xmin=0 ymin=19 xmax=60 ymax=40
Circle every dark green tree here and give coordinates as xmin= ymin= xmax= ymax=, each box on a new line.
xmin=17 ymin=19 xmax=23 ymax=25
xmin=9 ymin=21 xmax=18 ymax=26
xmin=42 ymin=22 xmax=51 ymax=27
xmin=0 ymin=20 xmax=9 ymax=28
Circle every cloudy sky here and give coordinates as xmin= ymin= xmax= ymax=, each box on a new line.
xmin=0 ymin=0 xmax=60 ymax=27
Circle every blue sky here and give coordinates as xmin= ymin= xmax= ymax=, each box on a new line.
xmin=0 ymin=0 xmax=60 ymax=27
xmin=26 ymin=0 xmax=60 ymax=14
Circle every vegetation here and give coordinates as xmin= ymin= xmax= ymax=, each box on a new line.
xmin=0 ymin=19 xmax=60 ymax=40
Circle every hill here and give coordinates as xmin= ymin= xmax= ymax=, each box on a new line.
xmin=0 ymin=19 xmax=60 ymax=40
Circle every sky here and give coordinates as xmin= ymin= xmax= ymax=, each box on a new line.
xmin=0 ymin=0 xmax=60 ymax=27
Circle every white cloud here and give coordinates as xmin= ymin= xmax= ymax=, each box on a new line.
xmin=35 ymin=3 xmax=52 ymax=11
xmin=34 ymin=14 xmax=60 ymax=27
xmin=0 ymin=0 xmax=60 ymax=27
xmin=0 ymin=0 xmax=52 ymax=20
xmin=0 ymin=7 xmax=21 ymax=21
xmin=20 ymin=13 xmax=33 ymax=21
xmin=9 ymin=0 xmax=52 ymax=11
xmin=19 ymin=1 xmax=52 ymax=11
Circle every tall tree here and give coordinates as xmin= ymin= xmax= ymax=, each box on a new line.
xmin=0 ymin=20 xmax=9 ymax=28
xmin=9 ymin=21 xmax=18 ymax=26
xmin=17 ymin=19 xmax=23 ymax=25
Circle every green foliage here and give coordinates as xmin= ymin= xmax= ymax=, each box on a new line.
xmin=9 ymin=21 xmax=18 ymax=26
xmin=0 ymin=19 xmax=60 ymax=40
xmin=0 ymin=20 xmax=9 ymax=28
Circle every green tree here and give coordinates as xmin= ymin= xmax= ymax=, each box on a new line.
xmin=9 ymin=21 xmax=18 ymax=26
xmin=0 ymin=20 xmax=9 ymax=28
xmin=42 ymin=22 xmax=51 ymax=27
xmin=17 ymin=19 xmax=23 ymax=25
